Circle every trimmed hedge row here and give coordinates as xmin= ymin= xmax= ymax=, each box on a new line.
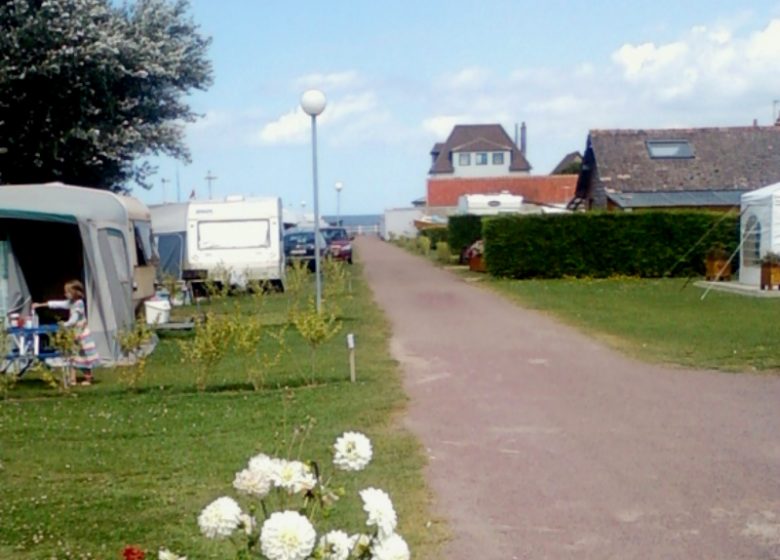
xmin=483 ymin=211 xmax=739 ymax=278
xmin=447 ymin=215 xmax=483 ymax=255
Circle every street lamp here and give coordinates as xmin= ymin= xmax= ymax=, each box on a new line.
xmin=334 ymin=181 xmax=344 ymax=226
xmin=301 ymin=89 xmax=326 ymax=313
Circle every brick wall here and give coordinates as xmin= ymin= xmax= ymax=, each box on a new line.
xmin=426 ymin=175 xmax=577 ymax=207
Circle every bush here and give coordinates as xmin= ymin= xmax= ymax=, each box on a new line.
xmin=419 ymin=227 xmax=448 ymax=246
xmin=484 ymin=211 xmax=739 ymax=278
xmin=448 ymin=215 xmax=483 ymax=258
xmin=435 ymin=241 xmax=452 ymax=264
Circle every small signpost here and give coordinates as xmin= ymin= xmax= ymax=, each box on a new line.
xmin=346 ymin=333 xmax=356 ymax=382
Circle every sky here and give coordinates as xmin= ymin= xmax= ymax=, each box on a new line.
xmin=138 ymin=0 xmax=780 ymax=216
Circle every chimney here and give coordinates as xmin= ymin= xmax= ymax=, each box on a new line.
xmin=753 ymin=118 xmax=758 ymax=127
xmin=520 ymin=121 xmax=527 ymax=157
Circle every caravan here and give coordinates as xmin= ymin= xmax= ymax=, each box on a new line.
xmin=0 ymin=183 xmax=152 ymax=363
xmin=151 ymin=196 xmax=285 ymax=290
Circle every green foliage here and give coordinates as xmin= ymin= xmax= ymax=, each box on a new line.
xmin=484 ymin=211 xmax=739 ymax=278
xmin=435 ymin=241 xmax=452 ymax=264
xmin=117 ymin=320 xmax=154 ymax=392
xmin=290 ymin=298 xmax=342 ymax=384
xmin=232 ymin=311 xmax=288 ymax=392
xmin=416 ymin=235 xmax=432 ymax=256
xmin=49 ymin=322 xmax=81 ymax=387
xmin=178 ymin=311 xmax=234 ymax=391
xmin=447 ymin=215 xmax=483 ymax=256
xmin=419 ymin=227 xmax=448 ymax=247
xmin=0 ymin=0 xmax=213 ymax=189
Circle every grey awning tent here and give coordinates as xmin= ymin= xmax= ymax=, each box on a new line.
xmin=0 ymin=183 xmax=136 ymax=364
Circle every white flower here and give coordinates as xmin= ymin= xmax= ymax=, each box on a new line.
xmin=248 ymin=452 xmax=276 ymax=474
xmin=333 ymin=431 xmax=373 ymax=472
xmin=158 ymin=548 xmax=187 ymax=560
xmin=233 ymin=466 xmax=273 ymax=498
xmin=259 ymin=510 xmax=317 ymax=560
xmin=315 ymin=530 xmax=352 ymax=560
xmin=371 ymin=533 xmax=410 ymax=560
xmin=359 ymin=488 xmax=397 ymax=539
xmin=197 ymin=496 xmax=242 ymax=539
xmin=272 ymin=459 xmax=317 ymax=494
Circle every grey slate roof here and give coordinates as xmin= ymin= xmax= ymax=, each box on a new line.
xmin=429 ymin=124 xmax=531 ymax=174
xmin=589 ymin=126 xmax=780 ymax=192
xmin=551 ymin=151 xmax=582 ymax=174
xmin=607 ymin=190 xmax=747 ymax=209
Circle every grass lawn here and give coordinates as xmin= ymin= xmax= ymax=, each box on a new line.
xmin=0 ymin=263 xmax=446 ymax=559
xmin=483 ymin=275 xmax=780 ymax=372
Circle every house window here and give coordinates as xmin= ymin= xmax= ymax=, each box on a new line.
xmin=646 ymin=140 xmax=694 ymax=159
xmin=743 ymin=215 xmax=761 ymax=266
xmin=492 ymin=152 xmax=504 ymax=165
xmin=458 ymin=153 xmax=471 ymax=166
xmin=475 ymin=153 xmax=488 ymax=165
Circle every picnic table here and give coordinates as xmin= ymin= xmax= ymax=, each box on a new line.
xmin=1 ymin=323 xmax=60 ymax=376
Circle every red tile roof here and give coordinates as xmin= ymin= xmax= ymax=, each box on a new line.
xmin=427 ymin=176 xmax=577 ymax=207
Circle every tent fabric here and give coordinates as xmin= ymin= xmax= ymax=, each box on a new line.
xmin=739 ymin=182 xmax=780 ymax=286
xmin=0 ymin=184 xmax=136 ymax=364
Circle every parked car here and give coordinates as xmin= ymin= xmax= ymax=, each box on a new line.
xmin=283 ymin=229 xmax=329 ymax=271
xmin=321 ymin=226 xmax=353 ymax=264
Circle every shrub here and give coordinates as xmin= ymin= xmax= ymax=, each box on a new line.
xmin=435 ymin=241 xmax=452 ymax=264
xmin=419 ymin=227 xmax=448 ymax=247
xmin=448 ymin=215 xmax=483 ymax=259
xmin=484 ymin=211 xmax=739 ymax=279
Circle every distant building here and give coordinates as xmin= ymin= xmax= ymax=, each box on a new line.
xmin=571 ymin=123 xmax=780 ymax=211
xmin=426 ymin=123 xmax=576 ymax=209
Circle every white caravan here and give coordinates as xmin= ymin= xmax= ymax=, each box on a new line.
xmin=456 ymin=193 xmax=524 ymax=215
xmin=151 ymin=196 xmax=285 ymax=289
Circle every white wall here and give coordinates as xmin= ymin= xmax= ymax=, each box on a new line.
xmin=382 ymin=208 xmax=423 ymax=239
xmin=452 ymin=150 xmax=526 ymax=178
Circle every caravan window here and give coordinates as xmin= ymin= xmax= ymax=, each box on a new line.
xmin=198 ymin=220 xmax=271 ymax=250
xmin=133 ymin=221 xmax=155 ymax=266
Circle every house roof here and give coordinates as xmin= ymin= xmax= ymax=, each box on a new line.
xmin=550 ymin=151 xmax=582 ymax=174
xmin=587 ymin=126 xmax=780 ymax=193
xmin=607 ymin=190 xmax=746 ymax=209
xmin=427 ymin=175 xmax=576 ymax=207
xmin=429 ymin=124 xmax=531 ymax=174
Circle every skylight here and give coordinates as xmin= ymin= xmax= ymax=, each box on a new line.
xmin=646 ymin=140 xmax=694 ymax=159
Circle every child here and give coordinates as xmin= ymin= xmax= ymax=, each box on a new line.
xmin=33 ymin=280 xmax=99 ymax=385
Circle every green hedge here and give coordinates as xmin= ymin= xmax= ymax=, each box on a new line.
xmin=448 ymin=215 xmax=483 ymax=255
xmin=419 ymin=227 xmax=448 ymax=247
xmin=484 ymin=211 xmax=739 ymax=278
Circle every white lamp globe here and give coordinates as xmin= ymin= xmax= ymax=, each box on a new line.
xmin=335 ymin=181 xmax=343 ymax=192
xmin=301 ymin=89 xmax=327 ymax=116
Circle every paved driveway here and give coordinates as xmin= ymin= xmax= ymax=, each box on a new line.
xmin=356 ymin=236 xmax=780 ymax=560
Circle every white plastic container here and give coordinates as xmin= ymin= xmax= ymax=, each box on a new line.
xmin=144 ymin=299 xmax=171 ymax=325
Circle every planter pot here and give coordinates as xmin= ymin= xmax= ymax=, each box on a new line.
xmin=469 ymin=254 xmax=486 ymax=273
xmin=761 ymin=262 xmax=780 ymax=290
xmin=705 ymin=257 xmax=731 ymax=281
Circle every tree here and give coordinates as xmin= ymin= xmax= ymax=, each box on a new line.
xmin=0 ymin=0 xmax=212 ymax=191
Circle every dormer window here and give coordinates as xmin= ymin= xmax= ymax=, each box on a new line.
xmin=458 ymin=153 xmax=471 ymax=166
xmin=475 ymin=153 xmax=488 ymax=165
xmin=646 ymin=140 xmax=694 ymax=159
xmin=492 ymin=152 xmax=505 ymax=165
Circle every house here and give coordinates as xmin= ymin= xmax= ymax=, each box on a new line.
xmin=426 ymin=123 xmax=577 ymax=209
xmin=571 ymin=123 xmax=780 ymax=211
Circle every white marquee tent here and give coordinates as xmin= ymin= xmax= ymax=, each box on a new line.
xmin=739 ymin=182 xmax=780 ymax=286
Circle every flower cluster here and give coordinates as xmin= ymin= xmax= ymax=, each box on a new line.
xmin=194 ymin=431 xmax=409 ymax=559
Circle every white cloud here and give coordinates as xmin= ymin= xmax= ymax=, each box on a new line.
xmin=422 ymin=115 xmax=471 ymax=138
xmin=440 ymin=67 xmax=491 ymax=90
xmin=612 ymin=41 xmax=689 ymax=81
xmin=257 ymin=107 xmax=309 ymax=145
xmin=294 ymin=71 xmax=362 ymax=92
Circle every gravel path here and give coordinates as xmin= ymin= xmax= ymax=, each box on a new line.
xmin=356 ymin=236 xmax=780 ymax=560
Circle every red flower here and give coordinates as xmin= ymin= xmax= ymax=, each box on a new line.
xmin=123 ymin=545 xmax=146 ymax=560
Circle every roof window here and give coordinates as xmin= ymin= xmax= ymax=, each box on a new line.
xmin=646 ymin=140 xmax=694 ymax=159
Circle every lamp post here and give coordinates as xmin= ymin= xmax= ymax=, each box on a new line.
xmin=301 ymin=89 xmax=326 ymax=313
xmin=334 ymin=181 xmax=343 ymax=226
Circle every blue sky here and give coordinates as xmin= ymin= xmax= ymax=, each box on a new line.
xmin=139 ymin=1 xmax=780 ymax=215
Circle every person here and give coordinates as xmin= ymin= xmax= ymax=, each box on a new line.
xmin=33 ymin=280 xmax=99 ymax=385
